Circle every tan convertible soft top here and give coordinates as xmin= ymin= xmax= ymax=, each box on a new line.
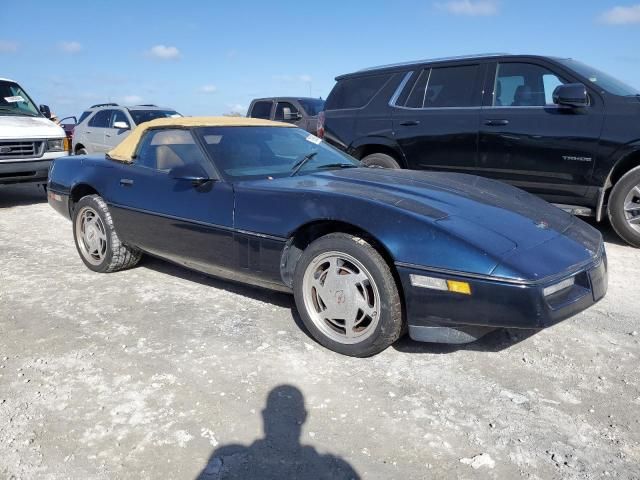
xmin=107 ymin=116 xmax=295 ymax=162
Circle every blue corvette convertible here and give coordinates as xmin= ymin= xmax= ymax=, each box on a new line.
xmin=47 ymin=117 xmax=607 ymax=356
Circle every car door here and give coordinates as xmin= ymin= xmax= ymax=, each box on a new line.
xmin=104 ymin=109 xmax=132 ymax=149
xmin=392 ymin=63 xmax=484 ymax=173
xmin=478 ymin=60 xmax=604 ymax=204
xmin=273 ymin=101 xmax=304 ymax=128
xmin=85 ymin=110 xmax=110 ymax=153
xmin=107 ymin=128 xmax=236 ymax=274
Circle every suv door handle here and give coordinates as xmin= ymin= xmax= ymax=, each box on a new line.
xmin=400 ymin=120 xmax=420 ymax=126
xmin=120 ymin=178 xmax=134 ymax=186
xmin=484 ymin=119 xmax=509 ymax=126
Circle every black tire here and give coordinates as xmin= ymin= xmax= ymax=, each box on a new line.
xmin=293 ymin=233 xmax=403 ymax=357
xmin=361 ymin=152 xmax=401 ymax=169
xmin=72 ymin=195 xmax=142 ymax=273
xmin=608 ymin=166 xmax=640 ymax=248
xmin=76 ymin=147 xmax=88 ymax=155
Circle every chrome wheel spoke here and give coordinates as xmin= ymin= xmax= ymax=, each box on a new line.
xmin=624 ymin=202 xmax=640 ymax=212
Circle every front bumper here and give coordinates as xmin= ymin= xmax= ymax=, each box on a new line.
xmin=397 ymin=250 xmax=607 ymax=342
xmin=0 ymin=152 xmax=69 ymax=185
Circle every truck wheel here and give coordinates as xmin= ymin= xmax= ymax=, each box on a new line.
xmin=361 ymin=153 xmax=401 ymax=169
xmin=608 ymin=166 xmax=640 ymax=247
xmin=72 ymin=195 xmax=142 ymax=272
xmin=293 ymin=233 xmax=404 ymax=357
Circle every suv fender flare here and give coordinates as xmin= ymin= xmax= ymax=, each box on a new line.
xmin=348 ymin=137 xmax=407 ymax=167
xmin=597 ymin=141 xmax=640 ymax=221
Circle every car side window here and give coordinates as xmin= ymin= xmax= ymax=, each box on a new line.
xmin=494 ymin=63 xmax=567 ymax=107
xmin=250 ymin=101 xmax=273 ymax=119
xmin=135 ymin=129 xmax=211 ymax=173
xmin=274 ymin=102 xmax=299 ymax=121
xmin=325 ymin=73 xmax=392 ymax=110
xmin=88 ymin=110 xmax=111 ymax=128
xmin=401 ymin=65 xmax=480 ymax=108
xmin=110 ymin=110 xmax=129 ymax=128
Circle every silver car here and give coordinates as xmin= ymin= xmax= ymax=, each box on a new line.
xmin=72 ymin=103 xmax=180 ymax=155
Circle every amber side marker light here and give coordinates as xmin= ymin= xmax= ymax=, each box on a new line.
xmin=409 ymin=274 xmax=472 ymax=295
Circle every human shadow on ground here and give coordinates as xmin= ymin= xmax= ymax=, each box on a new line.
xmin=196 ymin=385 xmax=360 ymax=480
xmin=0 ymin=184 xmax=47 ymax=208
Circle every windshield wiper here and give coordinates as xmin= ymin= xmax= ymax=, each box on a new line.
xmin=290 ymin=151 xmax=318 ymax=176
xmin=0 ymin=107 xmax=38 ymax=116
xmin=315 ymin=163 xmax=359 ymax=170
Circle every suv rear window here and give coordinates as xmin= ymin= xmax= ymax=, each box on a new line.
xmin=402 ymin=65 xmax=480 ymax=108
xmin=325 ymin=74 xmax=392 ymax=110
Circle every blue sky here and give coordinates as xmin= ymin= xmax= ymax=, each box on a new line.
xmin=1 ymin=0 xmax=640 ymax=119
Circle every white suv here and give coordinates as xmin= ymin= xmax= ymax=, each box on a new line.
xmin=0 ymin=77 xmax=68 ymax=186
xmin=72 ymin=104 xmax=181 ymax=155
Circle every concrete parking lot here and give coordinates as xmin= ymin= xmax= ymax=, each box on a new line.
xmin=1 ymin=184 xmax=639 ymax=479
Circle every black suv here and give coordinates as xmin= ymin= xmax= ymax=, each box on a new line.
xmin=248 ymin=97 xmax=324 ymax=133
xmin=319 ymin=54 xmax=640 ymax=247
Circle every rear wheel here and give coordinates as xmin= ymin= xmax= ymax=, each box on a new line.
xmin=72 ymin=195 xmax=142 ymax=272
xmin=293 ymin=233 xmax=403 ymax=357
xmin=361 ymin=152 xmax=401 ymax=169
xmin=608 ymin=166 xmax=640 ymax=247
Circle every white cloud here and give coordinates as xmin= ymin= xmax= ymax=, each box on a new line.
xmin=199 ymin=84 xmax=218 ymax=93
xmin=58 ymin=41 xmax=82 ymax=53
xmin=299 ymin=74 xmax=312 ymax=83
xmin=273 ymin=74 xmax=313 ymax=83
xmin=437 ymin=0 xmax=498 ymax=16
xmin=600 ymin=4 xmax=640 ymax=24
xmin=0 ymin=40 xmax=18 ymax=53
xmin=122 ymin=95 xmax=143 ymax=104
xmin=148 ymin=45 xmax=181 ymax=60
xmin=226 ymin=103 xmax=247 ymax=115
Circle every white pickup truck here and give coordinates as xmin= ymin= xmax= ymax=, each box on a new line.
xmin=1 ymin=77 xmax=69 ymax=185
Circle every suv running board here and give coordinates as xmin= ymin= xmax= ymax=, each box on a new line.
xmin=553 ymin=204 xmax=594 ymax=217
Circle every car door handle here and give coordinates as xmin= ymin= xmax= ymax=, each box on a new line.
xmin=120 ymin=178 xmax=134 ymax=186
xmin=400 ymin=120 xmax=420 ymax=126
xmin=484 ymin=119 xmax=509 ymax=126
xmin=105 ymin=134 xmax=111 ymax=138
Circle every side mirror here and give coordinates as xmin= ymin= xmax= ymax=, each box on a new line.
xmin=553 ymin=83 xmax=589 ymax=108
xmin=283 ymin=107 xmax=302 ymax=121
xmin=169 ymin=164 xmax=211 ymax=187
xmin=39 ymin=104 xmax=52 ymax=119
xmin=113 ymin=121 xmax=130 ymax=130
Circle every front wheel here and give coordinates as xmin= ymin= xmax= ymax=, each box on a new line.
xmin=608 ymin=166 xmax=640 ymax=248
xmin=72 ymin=195 xmax=142 ymax=272
xmin=293 ymin=233 xmax=403 ymax=357
xmin=361 ymin=152 xmax=401 ymax=169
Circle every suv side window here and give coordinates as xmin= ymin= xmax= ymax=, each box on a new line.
xmin=250 ymin=101 xmax=273 ymax=119
xmin=401 ymin=65 xmax=480 ymax=108
xmin=78 ymin=110 xmax=92 ymax=124
xmin=494 ymin=63 xmax=567 ymax=107
xmin=110 ymin=110 xmax=129 ymax=128
xmin=325 ymin=74 xmax=392 ymax=110
xmin=88 ymin=110 xmax=111 ymax=128
xmin=135 ymin=129 xmax=211 ymax=173
xmin=274 ymin=102 xmax=299 ymax=121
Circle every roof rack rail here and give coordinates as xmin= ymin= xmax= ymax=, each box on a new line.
xmin=357 ymin=53 xmax=510 ymax=72
xmin=90 ymin=102 xmax=119 ymax=108
xmin=136 ymin=104 xmax=158 ymax=107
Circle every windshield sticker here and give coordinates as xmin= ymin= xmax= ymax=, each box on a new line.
xmin=4 ymin=95 xmax=25 ymax=103
xmin=306 ymin=134 xmax=322 ymax=145
xmin=203 ymin=135 xmax=222 ymax=144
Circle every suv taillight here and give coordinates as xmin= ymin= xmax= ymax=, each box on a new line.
xmin=317 ymin=111 xmax=325 ymax=138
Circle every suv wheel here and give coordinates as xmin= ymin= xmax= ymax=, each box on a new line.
xmin=608 ymin=166 xmax=640 ymax=247
xmin=76 ymin=147 xmax=88 ymax=155
xmin=361 ymin=153 xmax=401 ymax=169
xmin=293 ymin=233 xmax=404 ymax=357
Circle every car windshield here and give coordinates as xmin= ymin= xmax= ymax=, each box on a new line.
xmin=128 ymin=109 xmax=181 ymax=125
xmin=297 ymin=98 xmax=325 ymax=116
xmin=195 ymin=126 xmax=360 ymax=180
xmin=0 ymin=80 xmax=41 ymax=117
xmin=558 ymin=59 xmax=640 ymax=96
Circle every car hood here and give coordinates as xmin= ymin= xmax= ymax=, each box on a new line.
xmin=266 ymin=168 xmax=599 ymax=256
xmin=0 ymin=115 xmax=65 ymax=140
